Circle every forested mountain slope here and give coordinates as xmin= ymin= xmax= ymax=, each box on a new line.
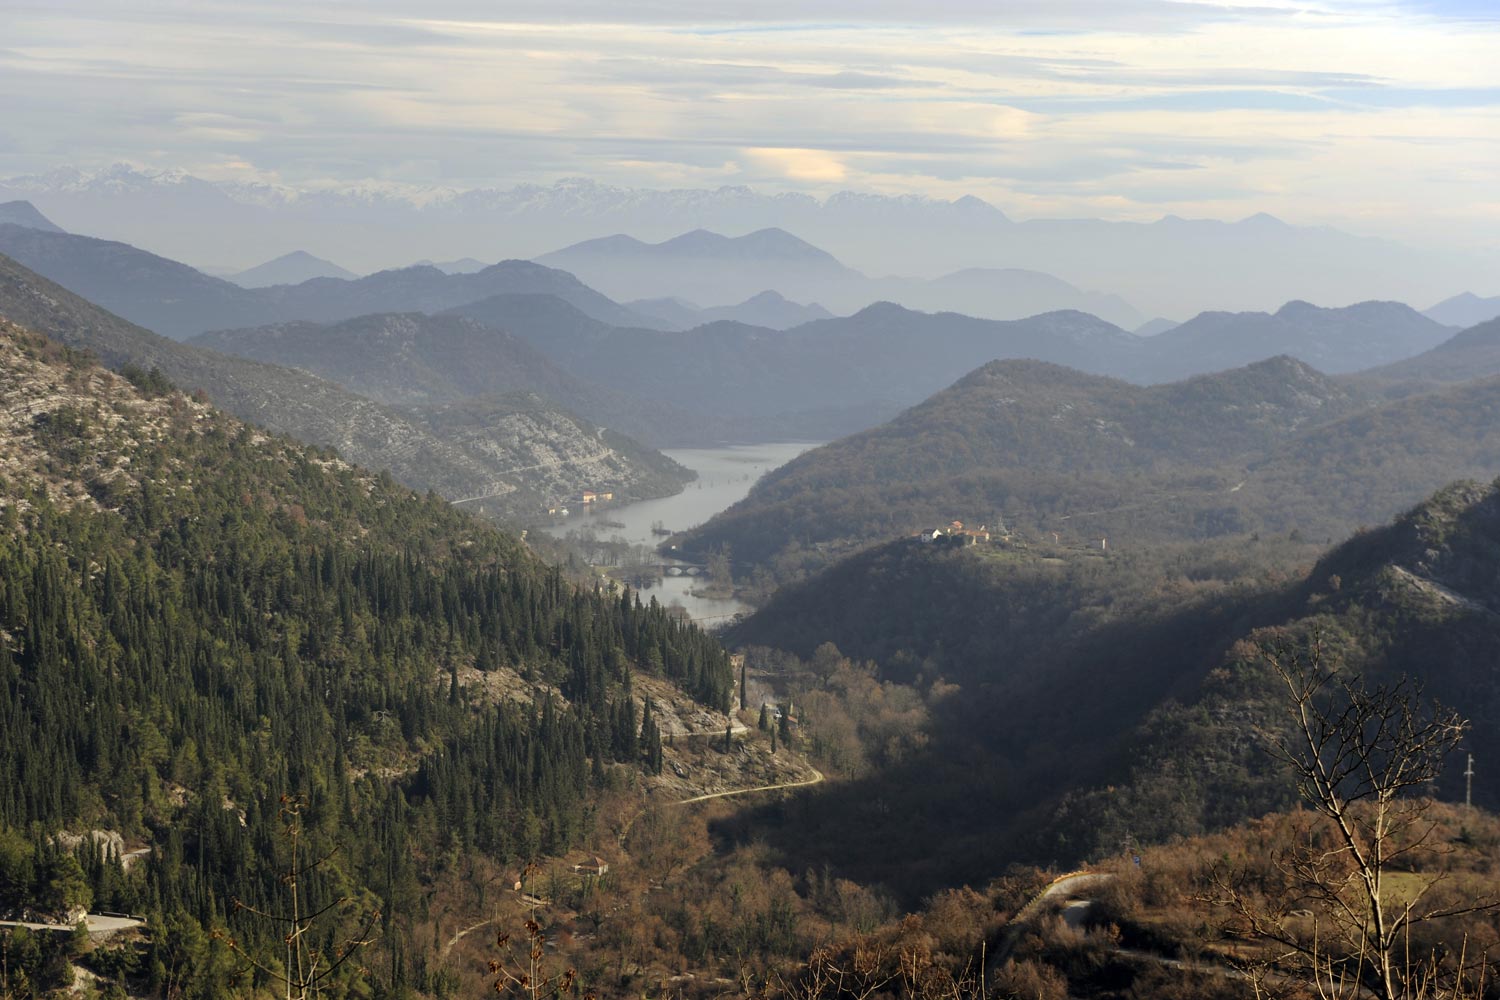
xmin=0 ymin=318 xmax=731 ymax=995
xmin=680 ymin=353 xmax=1500 ymax=580
xmin=1045 ymin=477 xmax=1500 ymax=857
xmin=677 ymin=356 xmax=1361 ymax=577
xmin=0 ymin=253 xmax=691 ymax=514
xmin=727 ymin=479 xmax=1500 ymax=895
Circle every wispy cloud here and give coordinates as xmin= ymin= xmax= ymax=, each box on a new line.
xmin=1 ymin=0 xmax=1497 ymax=247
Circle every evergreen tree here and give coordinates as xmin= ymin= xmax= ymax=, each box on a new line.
xmin=640 ymin=700 xmax=663 ymax=776
xmin=0 ymin=325 xmax=742 ymax=996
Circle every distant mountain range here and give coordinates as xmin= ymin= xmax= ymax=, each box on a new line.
xmin=0 ymin=252 xmax=691 ymax=514
xmin=7 ymin=166 xmax=1495 ymax=320
xmin=1134 ymin=317 xmax=1179 ymax=336
xmin=0 ymin=223 xmax=674 ymax=340
xmin=0 ymin=211 xmax=1481 ymax=454
xmin=1357 ymin=317 xmax=1500 ymax=388
xmin=190 ymin=311 xmax=716 ymax=447
xmin=0 ymin=199 xmax=63 ymax=232
xmin=627 ymin=291 xmax=834 ymax=331
xmin=446 ymin=296 xmax=1143 ymax=431
xmin=228 ymin=249 xmax=357 ymax=287
xmin=538 ymin=227 xmax=1143 ymax=327
xmin=415 ymin=256 xmax=488 ymax=274
xmin=621 ymin=289 xmax=834 ymax=332
xmin=1425 ymin=291 xmax=1500 ymax=329
xmin=1139 ymin=299 xmax=1452 ymax=379
xmin=537 ymin=227 xmax=859 ymax=308
xmin=448 ymin=292 xmax=1460 ymax=431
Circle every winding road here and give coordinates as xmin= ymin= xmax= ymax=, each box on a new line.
xmin=676 ymin=766 xmax=824 ymax=805
xmin=439 ymin=917 xmax=497 ymax=961
xmin=0 ymin=913 xmax=144 ymax=936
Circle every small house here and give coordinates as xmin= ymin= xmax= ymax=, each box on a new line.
xmin=572 ymin=856 xmax=610 ymax=877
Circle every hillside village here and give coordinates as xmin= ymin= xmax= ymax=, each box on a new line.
xmin=913 ymin=519 xmax=998 ymax=545
xmin=546 ymin=486 xmax=616 ymax=516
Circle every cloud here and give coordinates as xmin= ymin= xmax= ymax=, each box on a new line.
xmin=744 ymin=147 xmax=850 ymax=182
xmin=0 ymin=0 xmax=1497 ymax=250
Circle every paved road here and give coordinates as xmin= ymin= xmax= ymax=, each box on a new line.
xmin=676 ymin=767 xmax=824 ymax=805
xmin=672 ymin=722 xmax=750 ymax=739
xmin=0 ymin=913 xmax=144 ymax=935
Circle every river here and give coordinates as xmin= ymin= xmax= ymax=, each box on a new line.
xmin=542 ymin=441 xmax=819 ymax=622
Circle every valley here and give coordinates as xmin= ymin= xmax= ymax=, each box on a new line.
xmin=3 ymin=204 xmax=1499 ymax=998
xmin=4 ymin=16 xmax=1500 ymax=993
xmin=536 ymin=441 xmax=821 ymax=621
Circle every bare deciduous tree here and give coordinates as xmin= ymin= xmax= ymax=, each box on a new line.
xmin=1207 ymin=630 xmax=1496 ymax=1000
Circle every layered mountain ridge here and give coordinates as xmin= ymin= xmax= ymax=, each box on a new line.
xmin=677 ymin=350 xmax=1500 ymax=578
xmin=0 ymin=253 xmax=691 ymax=514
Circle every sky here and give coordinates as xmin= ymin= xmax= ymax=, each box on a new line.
xmin=2 ymin=0 xmax=1498 ymax=249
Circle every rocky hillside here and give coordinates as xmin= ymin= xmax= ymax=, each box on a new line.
xmin=191 ymin=310 xmax=707 ymax=447
xmin=407 ymin=391 xmax=691 ymax=510
xmin=0 ymin=252 xmax=691 ymax=516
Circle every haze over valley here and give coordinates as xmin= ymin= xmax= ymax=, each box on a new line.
xmin=3 ymin=2 xmax=1500 ymax=998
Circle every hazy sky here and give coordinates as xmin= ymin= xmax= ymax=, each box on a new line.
xmin=3 ymin=1 xmax=1498 ymax=247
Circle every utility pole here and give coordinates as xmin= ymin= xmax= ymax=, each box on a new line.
xmin=1466 ymin=753 xmax=1475 ymax=808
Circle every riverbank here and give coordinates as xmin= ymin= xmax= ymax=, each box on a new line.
xmin=540 ymin=442 xmax=821 ymax=622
